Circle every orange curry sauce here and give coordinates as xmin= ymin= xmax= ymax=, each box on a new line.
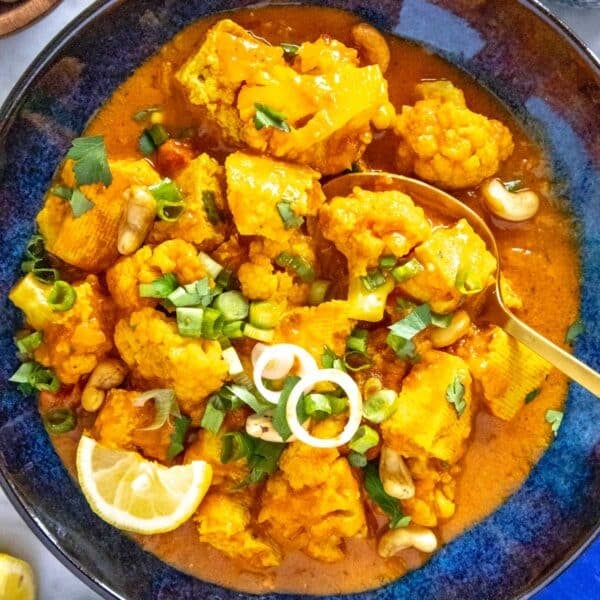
xmin=50 ymin=5 xmax=579 ymax=595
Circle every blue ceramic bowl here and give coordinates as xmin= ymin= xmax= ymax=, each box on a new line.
xmin=1 ymin=1 xmax=599 ymax=598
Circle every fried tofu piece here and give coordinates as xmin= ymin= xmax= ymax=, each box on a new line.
xmin=225 ymin=152 xmax=324 ymax=241
xmin=457 ymin=325 xmax=551 ymax=420
xmin=381 ymin=350 xmax=473 ymax=464
xmin=319 ymin=186 xmax=431 ymax=276
xmin=258 ymin=420 xmax=366 ymax=562
xmin=106 ymin=239 xmax=210 ymax=311
xmin=399 ymin=219 xmax=497 ymax=313
xmin=184 ymin=430 xmax=248 ymax=487
xmin=274 ymin=301 xmax=355 ymax=361
xmin=196 ymin=491 xmax=281 ymax=569
xmin=10 ymin=274 xmax=115 ymax=384
xmin=177 ymin=20 xmax=394 ymax=174
xmin=92 ymin=389 xmax=173 ymax=462
xmin=395 ymin=81 xmax=514 ymax=189
xmin=113 ymin=307 xmax=228 ymax=420
xmin=149 ymin=153 xmax=226 ymax=249
xmin=37 ymin=159 xmax=160 ymax=271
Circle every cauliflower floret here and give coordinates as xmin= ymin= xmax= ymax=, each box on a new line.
xmin=457 ymin=325 xmax=551 ymax=420
xmin=274 ymin=301 xmax=355 ymax=361
xmin=381 ymin=350 xmax=473 ymax=464
xmin=258 ymin=420 xmax=366 ymax=562
xmin=177 ymin=20 xmax=395 ymax=174
xmin=399 ymin=219 xmax=497 ymax=313
xmin=92 ymin=389 xmax=173 ymax=462
xmin=395 ymin=81 xmax=514 ymax=189
xmin=184 ymin=430 xmax=248 ymax=486
xmin=319 ymin=186 xmax=431 ymax=276
xmin=10 ymin=274 xmax=115 ymax=385
xmin=225 ymin=152 xmax=324 ymax=241
xmin=149 ymin=153 xmax=226 ymax=249
xmin=37 ymin=159 xmax=160 ymax=271
xmin=106 ymin=240 xmax=210 ymax=311
xmin=113 ymin=307 xmax=228 ymax=420
xmin=196 ymin=491 xmax=281 ymax=569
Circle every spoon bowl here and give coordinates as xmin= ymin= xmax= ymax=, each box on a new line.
xmin=323 ymin=171 xmax=600 ymax=397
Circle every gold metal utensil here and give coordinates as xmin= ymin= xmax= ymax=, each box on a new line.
xmin=323 ymin=172 xmax=600 ymax=397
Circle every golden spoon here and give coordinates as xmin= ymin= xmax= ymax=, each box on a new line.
xmin=322 ymin=172 xmax=600 ymax=397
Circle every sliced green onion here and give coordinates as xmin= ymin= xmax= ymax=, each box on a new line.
xmin=392 ymin=258 xmax=424 ymax=283
xmin=431 ymin=312 xmax=453 ymax=328
xmin=15 ymin=331 xmax=43 ymax=356
xmin=223 ymin=320 xmax=245 ymax=339
xmin=308 ymin=279 xmax=330 ymax=306
xmin=280 ymin=42 xmax=300 ymax=57
xmin=328 ymin=395 xmax=348 ymax=415
xmin=150 ymin=178 xmax=183 ymax=203
xmin=272 ymin=375 xmax=300 ymax=441
xmin=215 ymin=268 xmax=235 ymax=291
xmin=379 ymin=255 xmax=397 ymax=270
xmin=200 ymin=399 xmax=226 ymax=434
xmin=303 ymin=393 xmax=333 ymax=418
xmin=348 ymin=451 xmax=368 ymax=468
xmin=275 ymin=252 xmax=315 ymax=282
xmin=176 ymin=307 xmax=203 ymax=337
xmin=168 ymin=286 xmax=200 ymax=308
xmin=224 ymin=384 xmax=270 ymax=415
xmin=321 ymin=345 xmax=345 ymax=371
xmin=254 ymin=103 xmax=291 ymax=132
xmin=388 ymin=303 xmax=431 ymax=339
xmin=276 ymin=200 xmax=304 ymax=229
xmin=198 ymin=252 xmax=223 ymax=279
xmin=148 ymin=123 xmax=169 ymax=146
xmin=134 ymin=389 xmax=180 ymax=431
xmin=200 ymin=307 xmax=224 ymax=339
xmin=157 ymin=200 xmax=184 ymax=222
xmin=213 ymin=291 xmax=249 ymax=322
xmin=10 ymin=362 xmax=60 ymax=393
xmin=167 ymin=415 xmax=191 ymax=460
xmin=43 ymin=408 xmax=76 ymax=435
xmin=565 ymin=319 xmax=584 ymax=344
xmin=138 ymin=131 xmax=156 ymax=155
xmin=446 ymin=375 xmax=466 ymax=417
xmin=455 ymin=269 xmax=483 ymax=295
xmin=221 ymin=431 xmax=255 ymax=463
xmin=360 ymin=268 xmax=386 ymax=291
xmin=47 ymin=281 xmax=76 ymax=312
xmin=363 ymin=461 xmax=408 ymax=528
xmin=202 ymin=190 xmax=220 ymax=225
xmin=222 ymin=346 xmax=244 ymax=376
xmin=139 ymin=273 xmax=179 ymax=299
xmin=386 ymin=332 xmax=419 ymax=362
xmin=347 ymin=329 xmax=368 ymax=353
xmin=25 ymin=234 xmax=45 ymax=259
xmin=133 ymin=107 xmax=162 ymax=122
xmin=249 ymin=301 xmax=281 ymax=330
xmin=503 ymin=179 xmax=524 ymax=193
xmin=238 ymin=439 xmax=285 ymax=487
xmin=243 ymin=324 xmax=274 ymax=343
xmin=342 ymin=351 xmax=372 ymax=372
xmin=363 ymin=389 xmax=398 ymax=423
xmin=349 ymin=425 xmax=379 ymax=454
xmin=545 ymin=409 xmax=563 ymax=436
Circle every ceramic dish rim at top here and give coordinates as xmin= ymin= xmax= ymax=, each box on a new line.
xmin=0 ymin=0 xmax=599 ymax=598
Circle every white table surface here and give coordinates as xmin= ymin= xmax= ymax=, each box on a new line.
xmin=1 ymin=1 xmax=599 ymax=599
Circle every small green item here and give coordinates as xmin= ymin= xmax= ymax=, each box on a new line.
xmin=254 ymin=103 xmax=291 ymax=132
xmin=275 ymin=251 xmax=315 ymax=282
xmin=221 ymin=431 xmax=255 ymax=463
xmin=176 ymin=307 xmax=204 ymax=337
xmin=213 ymin=291 xmax=249 ymax=322
xmin=167 ymin=416 xmax=191 ymax=459
xmin=201 ymin=307 xmax=224 ymax=339
xmin=386 ymin=332 xmax=419 ymax=361
xmin=503 ymin=179 xmax=524 ymax=193
xmin=43 ymin=408 xmax=76 ymax=435
xmin=360 ymin=268 xmax=386 ymax=291
xmin=224 ymin=384 xmax=270 ymax=415
xmin=346 ymin=329 xmax=368 ymax=353
xmin=200 ymin=399 xmax=226 ymax=434
xmin=348 ymin=451 xmax=368 ymax=468
xmin=272 ymin=375 xmax=300 ymax=441
xmin=565 ymin=319 xmax=584 ymax=344
xmin=308 ymin=279 xmax=330 ymax=306
xmin=349 ymin=426 xmax=379 ymax=454
xmin=139 ymin=273 xmax=179 ymax=299
xmin=545 ymin=409 xmax=563 ymax=436
xmin=69 ymin=189 xmax=94 ymax=217
xmin=388 ymin=303 xmax=432 ymax=339
xmin=47 ymin=280 xmax=76 ymax=312
xmin=455 ymin=269 xmax=483 ymax=295
xmin=446 ymin=375 xmax=466 ymax=417
xmin=222 ymin=320 xmax=245 ymax=339
xmin=379 ymin=255 xmax=397 ymax=270
xmin=321 ymin=345 xmax=346 ymax=371
xmin=392 ymin=258 xmax=424 ymax=283
xmin=276 ymin=200 xmax=305 ymax=229
xmin=363 ymin=461 xmax=409 ymax=528
xmin=249 ymin=301 xmax=281 ymax=330
xmin=15 ymin=331 xmax=43 ymax=356
xmin=243 ymin=324 xmax=274 ymax=343
xmin=10 ymin=361 xmax=60 ymax=393
xmin=363 ymin=389 xmax=398 ymax=424
xmin=136 ymin=389 xmax=180 ymax=431
xmin=66 ymin=135 xmax=112 ymax=186
xmin=524 ymin=388 xmax=541 ymax=404
xmin=202 ymin=190 xmax=220 ymax=225
xmin=50 ymin=185 xmax=73 ymax=200
xmin=280 ymin=42 xmax=300 ymax=57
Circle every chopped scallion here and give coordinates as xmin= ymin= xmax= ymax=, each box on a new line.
xmin=213 ymin=291 xmax=249 ymax=322
xmin=431 ymin=311 xmax=453 ymax=328
xmin=215 ymin=268 xmax=235 ymax=291
xmin=198 ymin=252 xmax=223 ymax=279
xmin=392 ymin=258 xmax=424 ymax=283
xmin=15 ymin=331 xmax=43 ymax=356
xmin=565 ymin=319 xmax=584 ymax=344
xmin=43 ymin=408 xmax=76 ymax=435
xmin=223 ymin=320 xmax=245 ymax=339
xmin=200 ymin=399 xmax=226 ymax=434
xmin=379 ymin=255 xmax=397 ymax=270
xmin=362 ymin=389 xmax=398 ymax=424
xmin=176 ymin=307 xmax=204 ymax=337
xmin=272 ymin=375 xmax=300 ymax=441
xmin=360 ymin=268 xmax=386 ymax=291
xmin=348 ymin=451 xmax=368 ymax=468
xmin=9 ymin=361 xmax=60 ymax=393
xmin=224 ymin=384 xmax=270 ymax=415
xmin=275 ymin=252 xmax=315 ymax=282
xmin=308 ymin=279 xmax=330 ymax=306
xmin=254 ymin=103 xmax=291 ymax=132
xmin=167 ymin=415 xmax=191 ymax=460
xmin=363 ymin=461 xmax=409 ymax=528
xmin=135 ymin=389 xmax=180 ymax=431
xmin=243 ymin=324 xmax=274 ymax=343
xmin=138 ymin=273 xmax=179 ymax=299
xmin=47 ymin=281 xmax=76 ymax=312
xmin=349 ymin=425 xmax=379 ymax=454
xmin=202 ymin=190 xmax=220 ymax=225
xmin=249 ymin=301 xmax=281 ymax=330
xmin=346 ymin=329 xmax=368 ymax=353
xmin=321 ymin=345 xmax=346 ymax=371
xmin=200 ymin=307 xmax=224 ymax=340
xmin=222 ymin=346 xmax=244 ymax=376
xmin=276 ymin=200 xmax=304 ymax=229
xmin=303 ymin=393 xmax=333 ymax=418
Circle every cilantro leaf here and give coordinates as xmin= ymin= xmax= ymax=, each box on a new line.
xmin=254 ymin=103 xmax=291 ymax=132
xmin=50 ymin=185 xmax=73 ymax=200
xmin=272 ymin=375 xmax=300 ymax=442
xmin=565 ymin=319 xmax=584 ymax=344
xmin=66 ymin=135 xmax=112 ymax=187
xmin=239 ymin=439 xmax=285 ymax=487
xmin=69 ymin=188 xmax=94 ymax=217
xmin=388 ymin=303 xmax=432 ymax=338
xmin=446 ymin=375 xmax=466 ymax=417
xmin=545 ymin=409 xmax=563 ymax=436
xmin=386 ymin=332 xmax=419 ymax=361
xmin=363 ymin=462 xmax=410 ymax=528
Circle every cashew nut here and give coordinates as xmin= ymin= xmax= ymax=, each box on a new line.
xmin=378 ymin=525 xmax=438 ymax=557
xmin=379 ymin=446 xmax=415 ymax=499
xmin=117 ymin=186 xmax=157 ymax=255
xmin=482 ymin=178 xmax=539 ymax=222
xmin=430 ymin=310 xmax=471 ymax=348
xmin=246 ymin=413 xmax=297 ymax=443
xmin=351 ymin=23 xmax=391 ymax=73
xmin=81 ymin=359 xmax=128 ymax=412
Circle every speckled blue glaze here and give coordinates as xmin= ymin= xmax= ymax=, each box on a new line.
xmin=0 ymin=1 xmax=598 ymax=599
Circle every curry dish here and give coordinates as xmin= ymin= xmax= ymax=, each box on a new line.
xmin=8 ymin=5 xmax=580 ymax=596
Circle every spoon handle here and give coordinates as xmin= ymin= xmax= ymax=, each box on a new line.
xmin=499 ymin=309 xmax=600 ymax=397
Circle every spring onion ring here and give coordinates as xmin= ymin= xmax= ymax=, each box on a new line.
xmin=285 ymin=368 xmax=363 ymax=448
xmin=252 ymin=343 xmax=318 ymax=404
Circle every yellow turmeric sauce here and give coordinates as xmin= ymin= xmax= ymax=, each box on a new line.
xmin=48 ymin=5 xmax=579 ymax=595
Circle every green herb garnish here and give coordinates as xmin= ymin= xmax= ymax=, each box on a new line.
xmin=392 ymin=258 xmax=424 ymax=283
xmin=275 ymin=251 xmax=315 ymax=282
xmin=15 ymin=331 xmax=43 ymax=356
xmin=9 ymin=361 xmax=60 ymax=394
xmin=388 ymin=303 xmax=431 ymax=339
xmin=272 ymin=375 xmax=300 ymax=441
xmin=349 ymin=426 xmax=379 ymax=454
xmin=360 ymin=268 xmax=386 ymax=291
xmin=254 ymin=103 xmax=291 ymax=132
xmin=69 ymin=188 xmax=94 ymax=217
xmin=200 ymin=397 xmax=226 ymax=434
xmin=167 ymin=416 xmax=191 ymax=459
xmin=545 ymin=409 xmax=563 ymax=436
xmin=446 ymin=375 xmax=466 ymax=417
xmin=565 ymin=319 xmax=584 ymax=344
xmin=524 ymin=388 xmax=541 ymax=404
xmin=276 ymin=200 xmax=305 ymax=229
xmin=47 ymin=280 xmax=76 ymax=312
xmin=139 ymin=273 xmax=179 ymax=299
xmin=363 ymin=462 xmax=409 ymax=528
xmin=280 ymin=42 xmax=300 ymax=57
xmin=43 ymin=408 xmax=76 ymax=435
xmin=66 ymin=135 xmax=112 ymax=186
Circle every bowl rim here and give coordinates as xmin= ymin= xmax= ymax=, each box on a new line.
xmin=0 ymin=1 xmax=599 ymax=599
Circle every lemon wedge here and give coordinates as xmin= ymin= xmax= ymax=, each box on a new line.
xmin=76 ymin=435 xmax=212 ymax=534
xmin=0 ymin=554 xmax=35 ymax=600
